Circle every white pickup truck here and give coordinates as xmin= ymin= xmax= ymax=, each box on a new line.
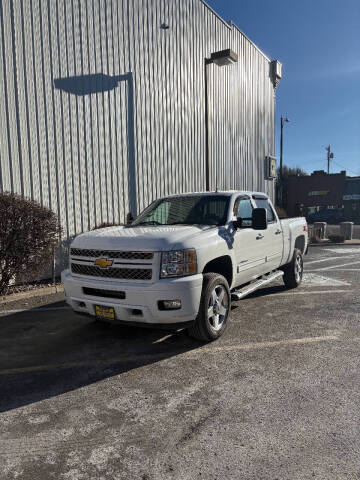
xmin=62 ymin=191 xmax=308 ymax=341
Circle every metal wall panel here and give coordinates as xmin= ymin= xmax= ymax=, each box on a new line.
xmin=0 ymin=0 xmax=277 ymax=241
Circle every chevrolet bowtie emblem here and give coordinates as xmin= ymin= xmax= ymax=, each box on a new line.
xmin=94 ymin=258 xmax=113 ymax=269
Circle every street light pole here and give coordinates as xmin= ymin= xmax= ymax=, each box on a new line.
xmin=204 ymin=49 xmax=238 ymax=191
xmin=204 ymin=58 xmax=211 ymax=192
xmin=279 ymin=116 xmax=289 ymax=208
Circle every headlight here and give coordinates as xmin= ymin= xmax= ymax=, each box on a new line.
xmin=160 ymin=249 xmax=197 ymax=278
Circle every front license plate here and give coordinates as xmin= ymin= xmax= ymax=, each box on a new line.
xmin=95 ymin=305 xmax=115 ymax=320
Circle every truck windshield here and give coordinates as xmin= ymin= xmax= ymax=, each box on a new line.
xmin=131 ymin=195 xmax=230 ymax=227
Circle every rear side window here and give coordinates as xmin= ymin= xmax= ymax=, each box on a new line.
xmin=254 ymin=198 xmax=275 ymax=222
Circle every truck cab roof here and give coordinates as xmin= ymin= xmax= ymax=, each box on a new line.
xmin=162 ymin=190 xmax=269 ymax=200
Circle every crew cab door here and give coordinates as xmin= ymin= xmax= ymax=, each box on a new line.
xmin=252 ymin=196 xmax=283 ymax=271
xmin=232 ymin=196 xmax=266 ymax=286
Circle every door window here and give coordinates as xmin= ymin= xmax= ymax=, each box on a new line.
xmin=234 ymin=197 xmax=253 ymax=227
xmin=254 ymin=198 xmax=275 ymax=223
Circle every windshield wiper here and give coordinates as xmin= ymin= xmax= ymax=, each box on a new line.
xmin=167 ymin=222 xmax=193 ymax=225
xmin=131 ymin=220 xmax=163 ymax=226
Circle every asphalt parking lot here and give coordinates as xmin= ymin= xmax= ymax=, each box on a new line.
xmin=1 ymin=245 xmax=360 ymax=480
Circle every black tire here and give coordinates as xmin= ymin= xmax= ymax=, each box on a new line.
xmin=187 ymin=273 xmax=231 ymax=342
xmin=281 ymin=248 xmax=303 ymax=289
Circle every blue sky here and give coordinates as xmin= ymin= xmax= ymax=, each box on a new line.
xmin=207 ymin=0 xmax=360 ymax=176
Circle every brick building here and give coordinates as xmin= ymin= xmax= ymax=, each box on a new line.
xmin=284 ymin=170 xmax=346 ymax=217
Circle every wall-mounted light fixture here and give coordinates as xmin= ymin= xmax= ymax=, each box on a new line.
xmin=209 ymin=49 xmax=238 ymax=67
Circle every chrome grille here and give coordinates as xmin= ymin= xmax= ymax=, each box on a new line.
xmin=71 ymin=263 xmax=152 ymax=280
xmin=70 ymin=248 xmax=154 ymax=260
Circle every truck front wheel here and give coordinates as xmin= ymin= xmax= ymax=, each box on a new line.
xmin=282 ymin=248 xmax=303 ymax=289
xmin=187 ymin=273 xmax=231 ymax=342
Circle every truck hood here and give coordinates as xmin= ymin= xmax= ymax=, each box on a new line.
xmin=71 ymin=225 xmax=217 ymax=251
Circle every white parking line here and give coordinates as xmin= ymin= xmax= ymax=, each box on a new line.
xmin=246 ymin=289 xmax=351 ymax=300
xmin=273 ymin=289 xmax=350 ymax=296
xmin=305 ymin=255 xmax=356 ymax=266
xmin=309 ymin=260 xmax=360 ymax=272
xmin=317 ymin=269 xmax=360 ymax=272
xmin=195 ymin=335 xmax=339 ymax=354
xmin=301 ymin=273 xmax=350 ymax=286
xmin=323 ymin=248 xmax=360 ymax=254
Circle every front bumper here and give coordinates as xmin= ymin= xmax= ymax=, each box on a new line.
xmin=61 ymin=270 xmax=203 ymax=325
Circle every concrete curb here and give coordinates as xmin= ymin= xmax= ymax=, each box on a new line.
xmin=0 ymin=285 xmax=64 ymax=306
xmin=309 ymin=242 xmax=360 ymax=247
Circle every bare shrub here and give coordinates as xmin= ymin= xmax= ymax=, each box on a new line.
xmin=0 ymin=192 xmax=61 ymax=295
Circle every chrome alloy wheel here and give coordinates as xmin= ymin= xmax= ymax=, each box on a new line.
xmin=207 ymin=284 xmax=229 ymax=332
xmin=295 ymin=254 xmax=303 ymax=282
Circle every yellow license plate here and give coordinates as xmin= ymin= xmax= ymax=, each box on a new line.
xmin=95 ymin=305 xmax=115 ymax=320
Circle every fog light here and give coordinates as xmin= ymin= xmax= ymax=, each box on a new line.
xmin=158 ymin=300 xmax=182 ymax=311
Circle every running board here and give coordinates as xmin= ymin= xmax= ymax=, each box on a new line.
xmin=231 ymin=270 xmax=284 ymax=301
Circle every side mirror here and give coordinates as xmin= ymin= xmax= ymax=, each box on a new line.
xmin=233 ymin=218 xmax=242 ymax=229
xmin=252 ymin=208 xmax=267 ymax=230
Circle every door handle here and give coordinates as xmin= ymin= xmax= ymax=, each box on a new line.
xmin=256 ymin=234 xmax=264 ymax=240
xmin=275 ymin=229 xmax=282 ymax=235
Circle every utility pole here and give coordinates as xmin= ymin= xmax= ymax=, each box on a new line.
xmin=325 ymin=145 xmax=334 ymax=174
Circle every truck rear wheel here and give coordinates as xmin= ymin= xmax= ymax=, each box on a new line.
xmin=187 ymin=273 xmax=231 ymax=342
xmin=282 ymin=248 xmax=303 ymax=289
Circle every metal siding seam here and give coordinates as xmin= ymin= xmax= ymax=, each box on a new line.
xmin=84 ymin=0 xmax=97 ymax=229
xmin=150 ymin=0 xmax=159 ymax=202
xmin=0 ymin=0 xmax=13 ymax=192
xmin=43 ymin=0 xmax=57 ymax=212
xmin=91 ymin=0 xmax=103 ymax=227
xmin=2 ymin=0 xmax=18 ymax=193
xmin=104 ymin=0 xmax=116 ymax=224
xmin=184 ymin=0 xmax=192 ymax=194
xmin=175 ymin=0 xmax=181 ymax=195
xmin=174 ymin=0 xmax=181 ymax=195
xmin=126 ymin=0 xmax=139 ymax=215
xmin=118 ymin=0 xmax=128 ymax=221
xmin=47 ymin=0 xmax=62 ymax=227
xmin=62 ymin=0 xmax=76 ymax=236
xmin=135 ymin=0 xmax=145 ymax=210
xmin=165 ymin=0 xmax=173 ymax=196
xmin=36 ymin=0 xmax=51 ymax=208
xmin=101 ymin=0 xmax=112 ymax=223
xmin=108 ymin=0 xmax=118 ymax=223
xmin=137 ymin=0 xmax=146 ymax=209
xmin=143 ymin=0 xmax=153 ymax=208
xmin=54 ymin=0 xmax=70 ymax=237
xmin=9 ymin=0 xmax=24 ymax=196
xmin=69 ymin=0 xmax=83 ymax=232
xmin=109 ymin=0 xmax=120 ymax=224
xmin=156 ymin=0 xmax=164 ymax=198
xmin=18 ymin=0 xmax=33 ymax=199
xmin=77 ymin=0 xmax=91 ymax=231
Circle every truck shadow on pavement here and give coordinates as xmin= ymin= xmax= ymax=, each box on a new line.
xmin=0 ymin=302 xmax=202 ymax=413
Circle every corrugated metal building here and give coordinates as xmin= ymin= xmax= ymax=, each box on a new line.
xmin=0 ymin=0 xmax=280 ymax=240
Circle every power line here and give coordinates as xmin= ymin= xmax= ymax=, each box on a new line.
xmin=332 ymin=159 xmax=360 ymax=177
